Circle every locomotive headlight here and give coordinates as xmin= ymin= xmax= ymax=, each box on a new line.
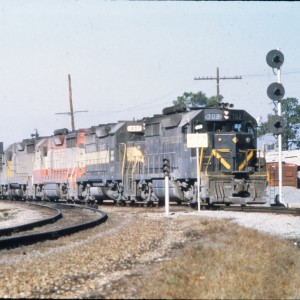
xmin=218 ymin=137 xmax=222 ymax=142
xmin=224 ymin=110 xmax=229 ymax=120
xmin=246 ymin=137 xmax=251 ymax=143
xmin=195 ymin=124 xmax=203 ymax=131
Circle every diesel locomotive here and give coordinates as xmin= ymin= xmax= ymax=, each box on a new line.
xmin=0 ymin=103 xmax=267 ymax=206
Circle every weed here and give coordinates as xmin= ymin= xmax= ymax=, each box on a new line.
xmin=135 ymin=217 xmax=300 ymax=299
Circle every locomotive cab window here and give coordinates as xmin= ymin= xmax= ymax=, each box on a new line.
xmin=27 ymin=144 xmax=35 ymax=154
xmin=43 ymin=146 xmax=47 ymax=157
xmin=246 ymin=122 xmax=255 ymax=134
xmin=206 ymin=122 xmax=243 ymax=133
xmin=67 ymin=137 xmax=76 ymax=148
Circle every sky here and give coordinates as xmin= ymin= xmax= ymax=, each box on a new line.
xmin=0 ymin=1 xmax=300 ymax=147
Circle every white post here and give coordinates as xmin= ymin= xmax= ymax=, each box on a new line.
xmin=196 ymin=147 xmax=201 ymax=212
xmin=277 ymin=58 xmax=284 ymax=205
xmin=165 ymin=175 xmax=169 ymax=216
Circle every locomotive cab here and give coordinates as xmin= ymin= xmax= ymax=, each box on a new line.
xmin=195 ymin=106 xmax=267 ymax=205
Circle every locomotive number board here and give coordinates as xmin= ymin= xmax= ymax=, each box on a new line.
xmin=204 ymin=111 xmax=243 ymax=121
xmin=127 ymin=125 xmax=143 ymax=132
xmin=204 ymin=112 xmax=222 ymax=121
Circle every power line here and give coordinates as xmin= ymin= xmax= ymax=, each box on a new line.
xmin=194 ymin=67 xmax=242 ymax=104
xmin=242 ymin=69 xmax=300 ymax=77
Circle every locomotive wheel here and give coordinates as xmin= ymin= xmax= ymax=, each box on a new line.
xmin=117 ymin=200 xmax=126 ymax=206
xmin=146 ymin=201 xmax=154 ymax=207
xmin=190 ymin=202 xmax=197 ymax=209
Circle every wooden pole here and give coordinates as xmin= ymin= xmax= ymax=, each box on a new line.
xmin=68 ymin=74 xmax=75 ymax=131
xmin=194 ymin=67 xmax=242 ymax=105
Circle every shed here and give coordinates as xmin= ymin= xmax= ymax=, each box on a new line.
xmin=267 ymin=162 xmax=299 ymax=188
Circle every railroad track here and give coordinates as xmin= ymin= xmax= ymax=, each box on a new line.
xmin=0 ymin=202 xmax=62 ymax=236
xmin=92 ymin=199 xmax=300 ymax=220
xmin=0 ymin=201 xmax=108 ymax=250
xmin=217 ymin=205 xmax=300 ymax=215
xmin=95 ymin=199 xmax=300 ymax=215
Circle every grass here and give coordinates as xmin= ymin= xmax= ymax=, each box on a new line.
xmin=133 ymin=217 xmax=300 ymax=299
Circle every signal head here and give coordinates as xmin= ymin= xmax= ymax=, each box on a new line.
xmin=162 ymin=159 xmax=170 ymax=176
xmin=267 ymin=82 xmax=285 ymax=101
xmin=266 ymin=49 xmax=284 ymax=69
xmin=268 ymin=115 xmax=284 ymax=135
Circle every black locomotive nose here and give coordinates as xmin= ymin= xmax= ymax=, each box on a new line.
xmin=212 ymin=132 xmax=255 ymax=173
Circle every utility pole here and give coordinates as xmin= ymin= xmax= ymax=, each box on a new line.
xmin=55 ymin=74 xmax=88 ymax=131
xmin=68 ymin=74 xmax=75 ymax=131
xmin=194 ymin=67 xmax=242 ymax=104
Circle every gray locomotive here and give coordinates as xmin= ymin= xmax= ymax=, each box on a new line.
xmin=0 ymin=103 xmax=267 ymax=206
xmin=77 ymin=103 xmax=267 ymax=206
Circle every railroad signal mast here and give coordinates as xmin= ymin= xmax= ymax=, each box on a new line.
xmin=194 ymin=67 xmax=242 ymax=104
xmin=266 ymin=48 xmax=286 ymax=206
xmin=55 ymin=74 xmax=88 ymax=131
xmin=163 ymin=158 xmax=170 ymax=216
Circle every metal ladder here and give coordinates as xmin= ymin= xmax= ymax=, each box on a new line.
xmin=268 ymin=164 xmax=277 ymax=204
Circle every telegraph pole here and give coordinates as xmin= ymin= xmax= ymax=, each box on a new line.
xmin=55 ymin=74 xmax=88 ymax=131
xmin=194 ymin=67 xmax=242 ymax=104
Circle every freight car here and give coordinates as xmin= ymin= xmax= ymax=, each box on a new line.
xmin=0 ymin=103 xmax=268 ymax=207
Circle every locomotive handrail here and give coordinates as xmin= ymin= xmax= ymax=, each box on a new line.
xmin=119 ymin=143 xmax=127 ymax=184
xmin=238 ymin=149 xmax=265 ymax=173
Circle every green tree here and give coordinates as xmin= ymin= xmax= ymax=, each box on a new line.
xmin=173 ymin=91 xmax=222 ymax=107
xmin=257 ymin=97 xmax=300 ymax=150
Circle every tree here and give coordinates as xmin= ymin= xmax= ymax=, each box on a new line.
xmin=257 ymin=97 xmax=300 ymax=150
xmin=173 ymin=91 xmax=222 ymax=107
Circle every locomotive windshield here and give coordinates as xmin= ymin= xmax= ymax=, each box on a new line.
xmin=192 ymin=109 xmax=257 ymax=134
xmin=206 ymin=122 xmax=242 ymax=133
xmin=193 ymin=121 xmax=255 ymax=134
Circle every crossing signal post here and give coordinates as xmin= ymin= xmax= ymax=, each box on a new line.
xmin=163 ymin=159 xmax=170 ymax=216
xmin=266 ymin=49 xmax=285 ymax=205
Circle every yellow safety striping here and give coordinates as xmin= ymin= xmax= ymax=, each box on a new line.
xmin=211 ymin=149 xmax=231 ymax=170
xmin=239 ymin=150 xmax=254 ymax=171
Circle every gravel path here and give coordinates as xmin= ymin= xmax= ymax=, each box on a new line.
xmin=0 ymin=200 xmax=299 ymax=298
xmin=170 ymin=210 xmax=300 ymax=240
xmin=0 ymin=207 xmax=178 ymax=298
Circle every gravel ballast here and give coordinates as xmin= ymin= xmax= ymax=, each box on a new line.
xmin=0 ymin=202 xmax=300 ymax=298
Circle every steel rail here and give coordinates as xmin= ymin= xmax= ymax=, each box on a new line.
xmin=0 ymin=202 xmax=62 ymax=236
xmin=0 ymin=203 xmax=108 ymax=250
xmin=217 ymin=205 xmax=300 ymax=215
